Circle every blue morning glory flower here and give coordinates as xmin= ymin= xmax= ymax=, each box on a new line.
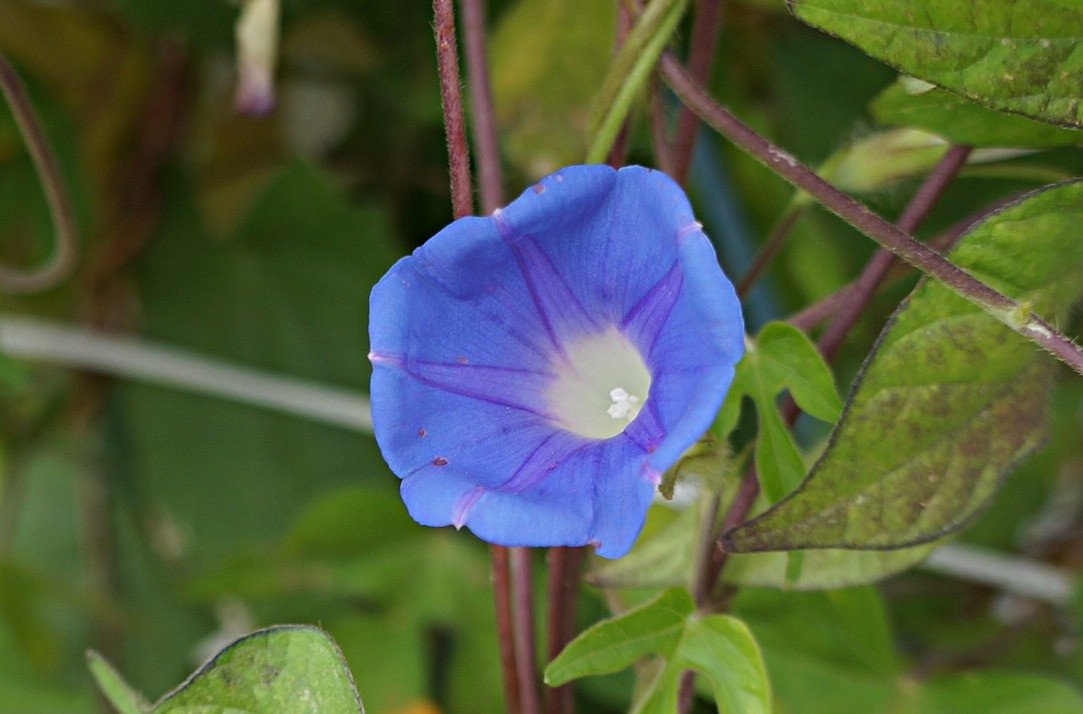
xmin=368 ymin=165 xmax=744 ymax=558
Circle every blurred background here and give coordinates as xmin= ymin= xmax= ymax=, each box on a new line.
xmin=0 ymin=0 xmax=1080 ymax=712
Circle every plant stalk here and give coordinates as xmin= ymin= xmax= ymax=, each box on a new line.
xmin=659 ymin=54 xmax=1083 ymax=376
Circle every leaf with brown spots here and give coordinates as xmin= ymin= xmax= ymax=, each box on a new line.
xmin=725 ymin=180 xmax=1083 ymax=553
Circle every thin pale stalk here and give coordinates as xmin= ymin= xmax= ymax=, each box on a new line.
xmin=659 ymin=53 xmax=1083 ymax=376
xmin=511 ymin=547 xmax=542 ymax=714
xmin=459 ymin=0 xmax=504 ymax=213
xmin=434 ymin=0 xmax=473 ymax=219
xmin=670 ymin=0 xmax=724 ymax=183
xmin=0 ymin=51 xmax=78 ymax=294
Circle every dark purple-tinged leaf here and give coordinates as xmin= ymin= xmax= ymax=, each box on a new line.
xmin=726 ymin=180 xmax=1083 ymax=553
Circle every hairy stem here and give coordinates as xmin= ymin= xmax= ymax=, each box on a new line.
xmin=659 ymin=54 xmax=1083 ymax=376
xmin=0 ymin=52 xmax=78 ymax=294
xmin=788 ymin=195 xmax=1017 ymax=332
xmin=433 ymin=5 xmax=535 ymax=712
xmin=434 ymin=0 xmax=473 ymax=220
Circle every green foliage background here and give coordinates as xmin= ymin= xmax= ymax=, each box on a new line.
xmin=0 ymin=0 xmax=1080 ymax=712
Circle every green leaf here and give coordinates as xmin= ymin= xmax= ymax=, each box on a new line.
xmin=154 ymin=625 xmax=363 ymax=713
xmin=87 ymin=651 xmax=150 ymax=714
xmin=544 ymin=588 xmax=694 ymax=687
xmin=788 ymin=0 xmax=1083 ymax=127
xmin=668 ymin=616 xmax=771 ymax=714
xmin=186 ymin=491 xmax=504 ymax=714
xmin=754 ymin=322 xmax=843 ymax=423
xmin=490 ymin=0 xmax=615 ymax=176
xmin=726 ymin=180 xmax=1083 ymax=553
xmin=547 ymin=589 xmax=771 ymax=713
xmin=871 ymin=79 xmax=1083 ymax=148
xmin=726 ymin=322 xmax=842 ymax=502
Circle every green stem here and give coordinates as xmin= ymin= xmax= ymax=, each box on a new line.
xmin=586 ymin=0 xmax=691 ymax=163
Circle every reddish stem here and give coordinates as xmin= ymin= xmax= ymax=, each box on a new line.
xmin=736 ymin=205 xmax=805 ymax=298
xmin=544 ymin=547 xmax=585 ymax=714
xmin=606 ymin=0 xmax=636 ymax=169
xmin=816 ymin=145 xmax=972 ymax=362
xmin=459 ymin=0 xmax=504 ymax=213
xmin=434 ymin=0 xmax=473 ymax=219
xmin=660 ymin=53 xmax=1083 ymax=376
xmin=648 ymin=75 xmax=675 ymax=175
xmin=491 ymin=545 xmax=522 ymax=714
xmin=670 ymin=0 xmax=725 ymax=183
xmin=511 ymin=547 xmax=542 ymax=714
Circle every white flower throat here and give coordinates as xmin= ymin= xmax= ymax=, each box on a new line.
xmin=546 ymin=328 xmax=651 ymax=439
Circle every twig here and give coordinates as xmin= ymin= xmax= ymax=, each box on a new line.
xmin=0 ymin=51 xmax=78 ymax=294
xmin=670 ymin=0 xmax=724 ymax=183
xmin=659 ymin=54 xmax=1083 ymax=376
xmin=434 ymin=0 xmax=473 ymax=219
xmin=459 ymin=0 xmax=503 ymax=214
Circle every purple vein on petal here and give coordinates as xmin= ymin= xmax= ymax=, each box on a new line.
xmin=373 ymin=353 xmax=555 ymax=419
xmin=621 ymin=261 xmax=683 ymax=357
xmin=492 ymin=210 xmax=598 ymax=354
xmin=625 ymin=399 xmax=666 ymax=456
xmin=451 ymin=433 xmax=586 ymax=527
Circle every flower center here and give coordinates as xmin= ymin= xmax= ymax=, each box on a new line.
xmin=547 ymin=328 xmax=651 ymax=439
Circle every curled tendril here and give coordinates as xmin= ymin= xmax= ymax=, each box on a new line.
xmin=0 ymin=51 xmax=78 ymax=295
